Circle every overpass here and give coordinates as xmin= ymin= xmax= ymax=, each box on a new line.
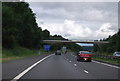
xmin=43 ymin=40 xmax=109 ymax=44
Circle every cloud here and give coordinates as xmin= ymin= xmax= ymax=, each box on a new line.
xmin=28 ymin=2 xmax=118 ymax=40
xmin=63 ymin=20 xmax=92 ymax=39
xmin=40 ymin=19 xmax=116 ymax=40
xmin=95 ymin=23 xmax=116 ymax=39
xmin=29 ymin=2 xmax=118 ymax=23
xmin=25 ymin=0 xmax=119 ymax=2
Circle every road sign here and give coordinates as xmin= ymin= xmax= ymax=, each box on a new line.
xmin=43 ymin=45 xmax=51 ymax=51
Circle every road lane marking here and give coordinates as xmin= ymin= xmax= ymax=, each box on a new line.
xmin=72 ymin=54 xmax=76 ymax=57
xmin=84 ymin=70 xmax=89 ymax=74
xmin=100 ymin=62 xmax=120 ymax=69
xmin=74 ymin=64 xmax=77 ymax=66
xmin=69 ymin=61 xmax=71 ymax=62
xmin=92 ymin=60 xmax=100 ymax=63
xmin=11 ymin=54 xmax=54 ymax=81
xmin=71 ymin=54 xmax=77 ymax=57
xmin=92 ymin=60 xmax=120 ymax=69
xmin=71 ymin=53 xmax=75 ymax=56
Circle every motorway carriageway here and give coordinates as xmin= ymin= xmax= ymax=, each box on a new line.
xmin=2 ymin=52 xmax=120 ymax=81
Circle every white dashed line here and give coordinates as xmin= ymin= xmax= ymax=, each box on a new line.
xmin=71 ymin=54 xmax=76 ymax=57
xmin=11 ymin=54 xmax=54 ymax=81
xmin=92 ymin=60 xmax=120 ymax=69
xmin=74 ymin=64 xmax=77 ymax=66
xmin=84 ymin=70 xmax=89 ymax=74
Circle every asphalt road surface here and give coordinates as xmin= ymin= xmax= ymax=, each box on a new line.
xmin=2 ymin=53 xmax=120 ymax=81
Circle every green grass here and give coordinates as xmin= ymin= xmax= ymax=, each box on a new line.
xmin=92 ymin=52 xmax=120 ymax=66
xmin=1 ymin=47 xmax=53 ymax=63
xmin=93 ymin=57 xmax=119 ymax=66
xmin=39 ymin=49 xmax=55 ymax=55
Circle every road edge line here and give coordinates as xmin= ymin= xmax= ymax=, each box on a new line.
xmin=92 ymin=60 xmax=120 ymax=69
xmin=11 ymin=54 xmax=53 ymax=81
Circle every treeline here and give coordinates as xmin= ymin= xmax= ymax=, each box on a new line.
xmin=2 ymin=2 xmax=43 ymax=49
xmin=2 ymin=2 xmax=82 ymax=52
xmin=94 ymin=29 xmax=120 ymax=54
xmin=82 ymin=46 xmax=93 ymax=52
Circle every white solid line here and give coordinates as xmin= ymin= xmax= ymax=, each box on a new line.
xmin=100 ymin=62 xmax=120 ymax=69
xmin=74 ymin=64 xmax=77 ymax=66
xmin=84 ymin=70 xmax=89 ymax=74
xmin=92 ymin=60 xmax=100 ymax=63
xmin=11 ymin=54 xmax=53 ymax=81
xmin=92 ymin=60 xmax=120 ymax=69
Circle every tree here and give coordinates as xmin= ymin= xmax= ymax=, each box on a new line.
xmin=116 ymin=29 xmax=120 ymax=51
xmin=2 ymin=2 xmax=43 ymax=49
xmin=42 ymin=29 xmax=50 ymax=40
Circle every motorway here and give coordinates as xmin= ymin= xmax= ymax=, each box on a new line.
xmin=2 ymin=53 xmax=120 ymax=81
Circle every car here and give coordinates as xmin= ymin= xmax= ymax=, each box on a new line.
xmin=76 ymin=51 xmax=92 ymax=62
xmin=55 ymin=50 xmax=61 ymax=55
xmin=113 ymin=52 xmax=120 ymax=57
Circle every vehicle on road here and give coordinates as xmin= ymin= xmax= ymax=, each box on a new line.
xmin=55 ymin=50 xmax=61 ymax=55
xmin=113 ymin=52 xmax=120 ymax=57
xmin=76 ymin=51 xmax=92 ymax=62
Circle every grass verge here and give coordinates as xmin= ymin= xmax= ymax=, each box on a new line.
xmin=93 ymin=57 xmax=120 ymax=66
xmin=1 ymin=47 xmax=54 ymax=63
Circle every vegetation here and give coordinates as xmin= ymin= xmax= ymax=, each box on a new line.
xmin=2 ymin=2 xmax=44 ymax=49
xmin=2 ymin=46 xmax=54 ymax=62
xmin=2 ymin=47 xmax=37 ymax=62
xmin=93 ymin=57 xmax=120 ymax=66
xmin=81 ymin=46 xmax=93 ymax=52
xmin=93 ymin=29 xmax=120 ymax=55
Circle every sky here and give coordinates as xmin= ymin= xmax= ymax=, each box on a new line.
xmin=27 ymin=1 xmax=118 ymax=44
xmin=25 ymin=0 xmax=119 ymax=2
